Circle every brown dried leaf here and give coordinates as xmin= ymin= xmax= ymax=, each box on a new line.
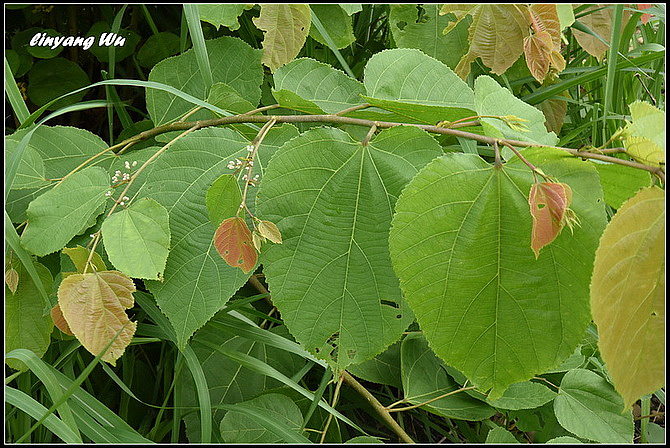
xmin=57 ymin=270 xmax=137 ymax=365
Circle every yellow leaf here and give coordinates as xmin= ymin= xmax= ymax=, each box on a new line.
xmin=590 ymin=187 xmax=665 ymax=410
xmin=253 ymin=4 xmax=311 ymax=72
xmin=58 ymin=270 xmax=137 ymax=366
xmin=257 ymin=220 xmax=283 ymax=244
xmin=622 ymin=101 xmax=665 ymax=167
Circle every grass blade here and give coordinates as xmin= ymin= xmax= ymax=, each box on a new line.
xmin=183 ymin=4 xmax=213 ymax=92
xmin=5 ymin=56 xmax=30 ymax=124
xmin=309 ymin=6 xmax=356 ymax=78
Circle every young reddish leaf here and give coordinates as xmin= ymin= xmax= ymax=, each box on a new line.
xmin=529 ymin=181 xmax=576 ymax=258
xmin=524 ymin=31 xmax=553 ymax=82
xmin=638 ymin=4 xmax=653 ymax=24
xmin=50 ymin=304 xmax=74 ymax=336
xmin=214 ymin=217 xmax=258 ymax=273
xmin=57 ymin=270 xmax=137 ymax=365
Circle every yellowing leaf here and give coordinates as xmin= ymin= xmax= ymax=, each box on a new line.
xmin=50 ymin=304 xmax=74 ymax=336
xmin=590 ymin=187 xmax=665 ymax=410
xmin=622 ymin=101 xmax=665 ymax=167
xmin=443 ymin=4 xmax=531 ymax=77
xmin=62 ymin=245 xmax=107 ymax=275
xmin=214 ymin=216 xmax=258 ymax=274
xmin=257 ymin=220 xmax=282 ymax=244
xmin=572 ymin=5 xmax=629 ymax=62
xmin=5 ymin=267 xmax=19 ymax=294
xmin=253 ymin=4 xmax=311 ymax=72
xmin=529 ymin=181 xmax=575 ymax=258
xmin=57 ymin=270 xmax=137 ymax=365
xmin=524 ymin=31 xmax=553 ymax=82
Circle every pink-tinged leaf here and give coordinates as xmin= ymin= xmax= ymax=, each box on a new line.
xmin=529 ymin=181 xmax=574 ymax=258
xmin=50 ymin=304 xmax=74 ymax=336
xmin=57 ymin=270 xmax=137 ymax=366
xmin=638 ymin=4 xmax=653 ymax=24
xmin=214 ymin=217 xmax=258 ymax=273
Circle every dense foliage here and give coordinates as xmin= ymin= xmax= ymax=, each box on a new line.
xmin=5 ymin=4 xmax=666 ymax=443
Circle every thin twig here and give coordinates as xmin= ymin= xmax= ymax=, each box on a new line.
xmin=319 ymin=373 xmax=344 ymax=443
xmin=385 ymin=386 xmax=477 ymax=413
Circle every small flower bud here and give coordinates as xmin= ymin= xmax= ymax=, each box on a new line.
xmin=132 ymin=161 xmax=137 ymax=167
xmin=124 ymin=161 xmax=130 ymax=169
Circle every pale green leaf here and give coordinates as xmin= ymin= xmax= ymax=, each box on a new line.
xmin=486 ymin=381 xmax=557 ymax=410
xmin=345 ymin=436 xmax=384 ymax=444
xmin=205 ymin=174 xmax=243 ymax=228
xmin=197 ymin=4 xmax=249 ymax=30
xmin=62 ymin=245 xmax=107 ymax=274
xmin=258 ymin=126 xmax=443 ymax=369
xmin=147 ymin=36 xmax=263 ymax=126
xmin=553 ymin=369 xmax=634 ymax=443
xmin=590 ymin=187 xmax=665 ymax=410
xmin=485 ymin=426 xmax=519 ymax=443
xmin=546 ymin=435 xmax=583 ymax=444
xmin=21 ymin=166 xmax=110 ymax=256
xmin=389 ymin=4 xmax=471 ymax=69
xmin=5 ymin=125 xmax=111 ymax=223
xmin=272 ymin=57 xmax=366 ymax=114
xmin=253 ymin=4 xmax=311 ymax=72
xmin=475 ymin=75 xmax=558 ymax=153
xmin=309 ymin=5 xmax=355 ymax=49
xmin=389 ymin=148 xmax=606 ymax=398
xmin=556 ymin=4 xmax=575 ymax=30
xmin=206 ymin=82 xmax=256 ymax=115
xmin=220 ymin=393 xmax=307 ymax=443
xmin=340 ymin=4 xmax=362 ymax=16
xmin=4 ymin=144 xmax=48 ymax=190
xmin=5 ymin=261 xmax=53 ymax=371
xmin=101 ymin=198 xmax=171 ymax=280
xmin=592 ymin=162 xmax=651 ymax=209
xmin=401 ymin=333 xmax=496 ymax=420
xmin=622 ymin=100 xmax=665 ymax=167
xmin=362 ymin=48 xmax=477 ymax=125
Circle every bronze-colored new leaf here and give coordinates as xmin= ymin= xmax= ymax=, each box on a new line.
xmin=524 ymin=31 xmax=554 ymax=82
xmin=590 ymin=187 xmax=665 ymax=410
xmin=528 ymin=4 xmax=562 ymax=49
xmin=5 ymin=267 xmax=19 ymax=294
xmin=529 ymin=181 xmax=576 ymax=258
xmin=214 ymin=216 xmax=258 ymax=274
xmin=50 ymin=304 xmax=74 ymax=336
xmin=57 ymin=270 xmax=137 ymax=365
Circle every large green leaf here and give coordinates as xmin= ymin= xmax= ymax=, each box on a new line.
xmin=5 ymin=125 xmax=112 ymax=223
xmin=553 ymin=369 xmax=633 ymax=443
xmin=593 ymin=162 xmax=651 ymax=209
xmin=253 ymin=4 xmax=311 ymax=72
xmin=272 ymin=58 xmax=366 ymax=114
xmin=389 ymin=148 xmax=606 ymax=398
xmin=389 ymin=4 xmax=471 ymax=69
xmin=362 ymin=48 xmax=477 ymax=125
xmin=485 ymin=381 xmax=557 ymax=410
xmin=401 ymin=333 xmax=496 ymax=420
xmin=621 ymin=100 xmax=665 ymax=167
xmin=146 ymin=36 xmax=263 ymax=126
xmin=4 ymin=144 xmax=48 ymax=190
xmin=347 ymin=341 xmax=402 ymax=389
xmin=5 ymin=261 xmax=53 ymax=371
xmin=590 ymin=187 xmax=665 ymax=410
xmin=258 ymin=126 xmax=443 ymax=369
xmin=138 ymin=126 xmax=297 ymax=347
xmin=21 ymin=166 xmax=110 ymax=256
xmin=27 ymin=57 xmax=89 ymax=109
xmin=101 ymin=197 xmax=171 ymax=280
xmin=474 ymin=75 xmax=558 ymax=151
xmin=219 ymin=393 xmax=308 ymax=443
